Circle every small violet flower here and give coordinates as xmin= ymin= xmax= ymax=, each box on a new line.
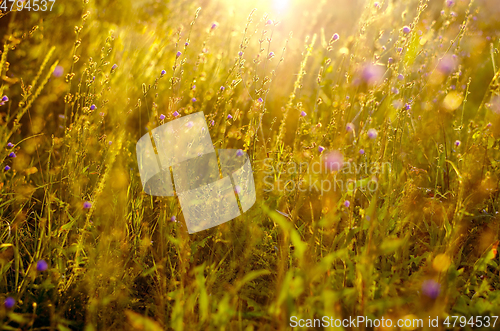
xmin=36 ymin=259 xmax=48 ymax=272
xmin=4 ymin=297 xmax=15 ymax=309
xmin=367 ymin=128 xmax=378 ymax=139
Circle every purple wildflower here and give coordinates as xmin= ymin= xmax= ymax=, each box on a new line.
xmin=191 ymin=97 xmax=197 ymax=102
xmin=359 ymin=149 xmax=365 ymax=155
xmin=238 ymin=51 xmax=243 ymax=57
xmin=220 ymin=86 xmax=225 ymax=92
xmin=402 ymin=26 xmax=411 ymax=34
xmin=397 ymin=74 xmax=404 ymax=80
xmin=422 ymin=280 xmax=441 ymax=299
xmin=159 ymin=114 xmax=166 ymax=120
xmin=4 ymin=165 xmax=10 ymax=172
xmin=388 ymin=57 xmax=394 ymax=64
xmin=454 ymin=140 xmax=461 ymax=147
xmin=173 ymin=111 xmax=180 ymax=117
xmin=446 ymin=0 xmax=454 ymax=7
xmin=8 ymin=152 xmax=16 ymax=158
xmin=90 ymin=104 xmax=96 ymax=111
xmin=331 ymin=33 xmax=340 ymax=41
xmin=300 ymin=111 xmax=307 ymax=117
xmin=2 ymin=96 xmax=8 ymax=102
xmin=227 ymin=114 xmax=233 ymax=120
xmin=83 ymin=201 xmax=92 ymax=209
xmin=36 ymin=259 xmax=48 ymax=272
xmin=161 ymin=70 xmax=166 ymax=75
xmin=318 ymin=146 xmax=325 ymax=153
xmin=111 ymin=64 xmax=118 ymax=70
xmin=323 ymin=150 xmax=344 ymax=172
xmin=53 ymin=65 xmax=64 ymax=77
xmin=257 ymin=97 xmax=263 ymax=103
xmin=236 ymin=149 xmax=244 ymax=156
xmin=344 ymin=200 xmax=350 ymax=208
xmin=7 ymin=142 xmax=14 ymax=148
xmin=176 ymin=51 xmax=182 ymax=58
xmin=234 ymin=185 xmax=242 ymax=194
xmin=266 ymin=19 xmax=273 ymax=25
xmin=170 ymin=216 xmax=177 ymax=222
xmin=211 ymin=22 xmax=218 ymax=30
xmin=346 ymin=123 xmax=354 ymax=132
xmin=268 ymin=52 xmax=275 ymax=58
xmin=4 ymin=297 xmax=15 ymax=309
xmin=185 ymin=42 xmax=189 ymax=46
xmin=438 ymin=55 xmax=457 ymax=74
xmin=361 ymin=64 xmax=384 ymax=85
xmin=367 ymin=128 xmax=378 ymax=139
xmin=210 ymin=120 xmax=215 ymax=126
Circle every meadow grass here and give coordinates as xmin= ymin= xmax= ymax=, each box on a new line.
xmin=0 ymin=0 xmax=500 ymax=329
